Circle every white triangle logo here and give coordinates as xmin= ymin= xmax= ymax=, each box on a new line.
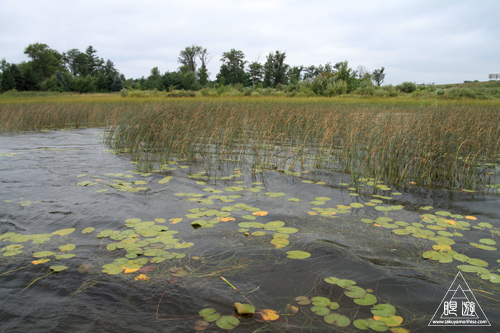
xmin=429 ymin=271 xmax=490 ymax=326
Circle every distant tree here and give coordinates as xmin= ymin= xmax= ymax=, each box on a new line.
xmin=64 ymin=49 xmax=86 ymax=76
xmin=110 ymin=75 xmax=124 ymax=92
xmin=24 ymin=43 xmax=64 ymax=82
xmin=247 ymin=61 xmax=263 ymax=87
xmin=1 ymin=60 xmax=16 ymax=91
xmin=263 ymin=50 xmax=289 ymax=88
xmin=146 ymin=67 xmax=164 ymax=90
xmin=85 ymin=46 xmax=104 ymax=76
xmin=180 ymin=71 xmax=201 ymax=90
xmin=197 ymin=48 xmax=210 ymax=87
xmin=217 ymin=49 xmax=247 ymax=85
xmin=178 ymin=45 xmax=203 ymax=73
xmin=288 ymin=66 xmax=303 ymax=84
xmin=372 ymin=67 xmax=385 ymax=86
xmin=333 ymin=61 xmax=357 ymax=92
xmin=303 ymin=65 xmax=319 ymax=80
xmin=163 ymin=71 xmax=182 ymax=90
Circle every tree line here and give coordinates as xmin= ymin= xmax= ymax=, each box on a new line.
xmin=0 ymin=43 xmax=386 ymax=95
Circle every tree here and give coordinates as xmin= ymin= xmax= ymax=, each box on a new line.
xmin=110 ymin=75 xmax=124 ymax=92
xmin=288 ymin=66 xmax=303 ymax=84
xmin=197 ymin=48 xmax=210 ymax=87
xmin=263 ymin=50 xmax=289 ymax=88
xmin=178 ymin=45 xmax=203 ymax=73
xmin=372 ymin=67 xmax=385 ymax=86
xmin=24 ymin=43 xmax=64 ymax=82
xmin=333 ymin=61 xmax=357 ymax=92
xmin=217 ymin=49 xmax=247 ymax=85
xmin=180 ymin=71 xmax=201 ymax=90
xmin=85 ymin=46 xmax=104 ymax=76
xmin=64 ymin=49 xmax=86 ymax=76
xmin=247 ymin=61 xmax=263 ymax=87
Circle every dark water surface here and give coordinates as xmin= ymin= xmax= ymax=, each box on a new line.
xmin=0 ymin=129 xmax=499 ymax=332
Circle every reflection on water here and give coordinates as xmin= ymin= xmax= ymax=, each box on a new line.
xmin=0 ymin=129 xmax=499 ymax=332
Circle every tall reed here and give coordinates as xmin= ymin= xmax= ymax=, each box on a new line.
xmin=2 ymin=96 xmax=499 ymax=190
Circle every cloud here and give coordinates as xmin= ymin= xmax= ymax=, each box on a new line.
xmin=1 ymin=0 xmax=499 ymax=84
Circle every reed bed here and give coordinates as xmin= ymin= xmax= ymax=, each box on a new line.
xmin=1 ymin=96 xmax=499 ymax=190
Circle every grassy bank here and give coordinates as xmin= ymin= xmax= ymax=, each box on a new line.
xmin=1 ymin=94 xmax=499 ymax=190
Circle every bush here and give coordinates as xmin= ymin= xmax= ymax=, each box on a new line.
xmin=120 ymin=88 xmax=129 ymax=97
xmin=397 ymin=82 xmax=417 ymax=94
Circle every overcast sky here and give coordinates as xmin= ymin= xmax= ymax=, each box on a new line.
xmin=1 ymin=0 xmax=499 ymax=85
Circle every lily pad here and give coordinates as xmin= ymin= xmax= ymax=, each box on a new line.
xmin=286 ymin=250 xmax=311 ymax=259
xmin=344 ymin=285 xmax=366 ymax=299
xmin=311 ymin=306 xmax=330 ymax=316
xmin=371 ymin=304 xmax=396 ymax=317
xmin=82 ymin=227 xmax=95 ymax=234
xmin=216 ymin=316 xmax=239 ymax=330
xmin=295 ymin=296 xmax=311 ymax=305
xmin=59 ymin=243 xmax=76 ymax=252
xmin=324 ymin=313 xmax=350 ymax=327
xmin=234 ymin=302 xmax=255 ymax=315
xmin=50 ymin=265 xmax=68 ymax=272
xmin=311 ymin=296 xmax=331 ymax=306
xmin=353 ymin=293 xmax=378 ymax=306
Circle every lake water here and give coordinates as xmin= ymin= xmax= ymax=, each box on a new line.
xmin=0 ymin=129 xmax=499 ymax=332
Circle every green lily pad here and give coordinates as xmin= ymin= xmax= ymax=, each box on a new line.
xmin=286 ymin=250 xmax=311 ymax=259
xmin=311 ymin=296 xmax=331 ymax=306
xmin=479 ymin=238 xmax=496 ymax=245
xmin=238 ymin=222 xmax=265 ymax=229
xmin=353 ymin=318 xmax=370 ymax=330
xmin=52 ymin=228 xmax=75 ymax=236
xmin=344 ymin=285 xmax=366 ymax=299
xmin=50 ymin=265 xmax=68 ymax=272
xmin=216 ymin=315 xmax=239 ymax=330
xmin=59 ymin=244 xmax=76 ymax=252
xmin=371 ymin=304 xmax=396 ymax=317
xmin=311 ymin=306 xmax=330 ymax=316
xmin=158 ymin=176 xmax=173 ymax=184
xmin=276 ymin=227 xmax=299 ymax=234
xmin=288 ymin=198 xmax=301 ymax=202
xmin=336 ymin=279 xmax=356 ymax=288
xmin=324 ymin=313 xmax=350 ymax=327
xmin=82 ymin=227 xmax=95 ymax=234
xmin=33 ymin=251 xmax=56 ymax=258
xmin=354 ymin=293 xmax=378 ymax=306
xmin=264 ymin=192 xmax=285 ymax=198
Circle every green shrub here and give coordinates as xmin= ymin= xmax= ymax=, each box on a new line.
xmin=397 ymin=82 xmax=417 ymax=93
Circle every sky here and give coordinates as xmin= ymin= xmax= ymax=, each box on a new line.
xmin=1 ymin=0 xmax=499 ymax=85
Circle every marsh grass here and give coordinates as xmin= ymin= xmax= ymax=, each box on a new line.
xmin=1 ymin=95 xmax=499 ymax=190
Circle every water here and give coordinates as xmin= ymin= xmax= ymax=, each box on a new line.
xmin=0 ymin=129 xmax=499 ymax=332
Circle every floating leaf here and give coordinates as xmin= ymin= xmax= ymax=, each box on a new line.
xmin=50 ymin=265 xmax=68 ymax=272
xmin=344 ymin=285 xmax=367 ymax=299
xmin=33 ymin=251 xmax=56 ymax=258
xmin=324 ymin=313 xmax=350 ymax=327
xmin=336 ymin=279 xmax=356 ymax=288
xmin=271 ymin=237 xmax=289 ymax=248
xmin=59 ymin=243 xmax=76 ymax=252
xmin=354 ymin=293 xmax=378 ymax=306
xmin=194 ymin=320 xmax=209 ymax=331
xmin=288 ymin=198 xmax=301 ymax=202
xmin=52 ymin=228 xmax=75 ymax=236
xmin=32 ymin=258 xmax=51 ymax=265
xmin=373 ymin=315 xmax=403 ymax=327
xmin=216 ymin=316 xmax=239 ymax=330
xmin=371 ymin=304 xmax=396 ymax=317
xmin=479 ymin=238 xmax=496 ymax=245
xmin=158 ymin=176 xmax=173 ymax=184
xmin=353 ymin=319 xmax=370 ymax=330
xmin=264 ymin=192 xmax=285 ymax=198
xmin=258 ymin=309 xmax=279 ymax=321
xmin=295 ymin=296 xmax=311 ymax=305
xmin=82 ymin=227 xmax=95 ymax=234
xmin=311 ymin=306 xmax=330 ymax=316
xmin=135 ymin=274 xmax=150 ymax=281
xmin=286 ymin=250 xmax=311 ymax=259
xmin=252 ymin=211 xmax=268 ymax=216
xmin=324 ymin=276 xmax=339 ymax=285
xmin=311 ymin=296 xmax=331 ymax=306
xmin=234 ymin=302 xmax=255 ymax=315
